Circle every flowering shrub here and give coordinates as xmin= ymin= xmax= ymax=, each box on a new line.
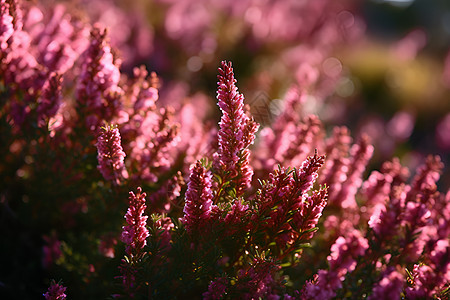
xmin=0 ymin=0 xmax=449 ymax=299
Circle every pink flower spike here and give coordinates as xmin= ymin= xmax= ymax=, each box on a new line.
xmin=182 ymin=160 xmax=214 ymax=235
xmin=121 ymin=187 xmax=149 ymax=256
xmin=213 ymin=60 xmax=259 ymax=196
xmin=297 ymin=187 xmax=328 ymax=240
xmin=368 ymin=268 xmax=404 ymax=300
xmin=44 ymin=280 xmax=67 ymax=300
xmin=76 ymin=26 xmax=123 ymax=131
xmin=294 ymin=150 xmax=326 ymax=194
xmin=37 ymin=72 xmax=62 ymax=127
xmin=96 ymin=124 xmax=128 ymax=185
xmin=0 ymin=0 xmax=14 ymax=51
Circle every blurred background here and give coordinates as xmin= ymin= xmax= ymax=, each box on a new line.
xmin=62 ymin=0 xmax=449 ymax=188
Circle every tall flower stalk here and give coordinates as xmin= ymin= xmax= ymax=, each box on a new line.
xmin=213 ymin=60 xmax=259 ymax=198
xmin=96 ymin=123 xmax=127 ymax=185
xmin=44 ymin=280 xmax=67 ymax=300
xmin=182 ymin=159 xmax=215 ymax=235
xmin=119 ymin=187 xmax=149 ymax=298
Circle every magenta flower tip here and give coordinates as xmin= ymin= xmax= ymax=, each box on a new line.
xmin=213 ymin=60 xmax=259 ymax=195
xmin=96 ymin=124 xmax=128 ymax=185
xmin=122 ymin=187 xmax=149 ymax=255
xmin=182 ymin=160 xmax=214 ymax=234
xmin=44 ymin=280 xmax=67 ymax=300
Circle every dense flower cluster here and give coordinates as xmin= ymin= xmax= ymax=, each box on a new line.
xmin=122 ymin=187 xmax=149 ymax=256
xmin=96 ymin=124 xmax=127 ymax=185
xmin=1 ymin=0 xmax=449 ymax=299
xmin=182 ymin=160 xmax=214 ymax=235
xmin=43 ymin=280 xmax=66 ymax=300
xmin=214 ymin=60 xmax=259 ymax=196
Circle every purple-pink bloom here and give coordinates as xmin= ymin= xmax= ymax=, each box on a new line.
xmin=121 ymin=71 xmax=180 ymax=183
xmin=399 ymin=201 xmax=431 ymax=262
xmin=305 ymin=229 xmax=369 ymax=299
xmin=0 ymin=0 xmax=14 ymax=50
xmin=295 ymin=187 xmax=328 ymax=240
xmin=327 ymin=229 xmax=369 ymax=274
xmin=436 ymin=113 xmax=450 ymax=150
xmin=76 ymin=26 xmax=123 ymax=131
xmin=407 ymin=155 xmax=443 ymax=203
xmin=330 ymin=135 xmax=374 ymax=209
xmin=368 ymin=268 xmax=404 ymax=300
xmin=368 ymin=184 xmax=406 ymax=239
xmin=275 ymin=114 xmax=322 ymax=167
xmin=96 ymin=124 xmax=127 ymax=185
xmin=253 ymin=151 xmax=325 ymax=250
xmin=320 ymin=126 xmax=352 ymax=188
xmin=360 ymin=158 xmax=409 ymax=220
xmin=28 ymin=4 xmax=88 ymax=74
xmin=234 ymin=258 xmax=282 ymax=299
xmin=406 ymin=240 xmax=450 ymax=298
xmin=203 ymin=277 xmax=228 ymax=300
xmin=44 ymin=280 xmax=67 ymax=300
xmin=42 ymin=233 xmax=62 ymax=269
xmin=37 ymin=72 xmax=62 ymax=127
xmin=213 ymin=60 xmax=259 ymax=196
xmin=182 ymin=160 xmax=214 ymax=235
xmin=121 ymin=187 xmax=149 ymax=256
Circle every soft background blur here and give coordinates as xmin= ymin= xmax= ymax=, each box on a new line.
xmin=58 ymin=0 xmax=450 ymax=189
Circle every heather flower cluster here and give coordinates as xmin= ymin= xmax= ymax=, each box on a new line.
xmin=96 ymin=124 xmax=127 ymax=185
xmin=43 ymin=280 xmax=66 ymax=300
xmin=1 ymin=0 xmax=449 ymax=299
xmin=213 ymin=61 xmax=259 ymax=196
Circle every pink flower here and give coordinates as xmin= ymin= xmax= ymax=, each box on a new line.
xmin=275 ymin=114 xmax=322 ymax=168
xmin=42 ymin=233 xmax=62 ymax=269
xmin=295 ymin=187 xmax=328 ymax=240
xmin=360 ymin=158 xmax=409 ymax=219
xmin=253 ymin=151 xmax=325 ymax=251
xmin=76 ymin=26 xmax=123 ymax=131
xmin=407 ymin=155 xmax=443 ymax=203
xmin=203 ymin=277 xmax=228 ymax=300
xmin=406 ymin=240 xmax=450 ymax=298
xmin=37 ymin=73 xmax=62 ymax=127
xmin=368 ymin=268 xmax=404 ymax=300
xmin=182 ymin=160 xmax=214 ymax=235
xmin=121 ymin=70 xmax=180 ymax=183
xmin=330 ymin=135 xmax=374 ymax=209
xmin=213 ymin=60 xmax=259 ymax=196
xmin=96 ymin=124 xmax=128 ymax=185
xmin=305 ymin=229 xmax=369 ymax=299
xmin=44 ymin=280 xmax=67 ymax=300
xmin=234 ymin=258 xmax=282 ymax=299
xmin=436 ymin=113 xmax=450 ymax=150
xmin=368 ymin=184 xmax=406 ymax=239
xmin=29 ymin=4 xmax=89 ymax=74
xmin=98 ymin=233 xmax=118 ymax=258
xmin=121 ymin=187 xmax=149 ymax=256
xmin=0 ymin=0 xmax=14 ymax=50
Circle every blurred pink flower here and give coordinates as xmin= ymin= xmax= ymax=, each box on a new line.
xmin=0 ymin=0 xmax=14 ymax=50
xmin=368 ymin=268 xmax=404 ymax=300
xmin=42 ymin=233 xmax=62 ymax=269
xmin=44 ymin=280 xmax=66 ymax=300
xmin=436 ymin=113 xmax=450 ymax=150
xmin=76 ymin=26 xmax=123 ymax=131
xmin=203 ymin=277 xmax=228 ymax=300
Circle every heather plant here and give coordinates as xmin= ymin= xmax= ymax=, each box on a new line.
xmin=0 ymin=0 xmax=449 ymax=299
